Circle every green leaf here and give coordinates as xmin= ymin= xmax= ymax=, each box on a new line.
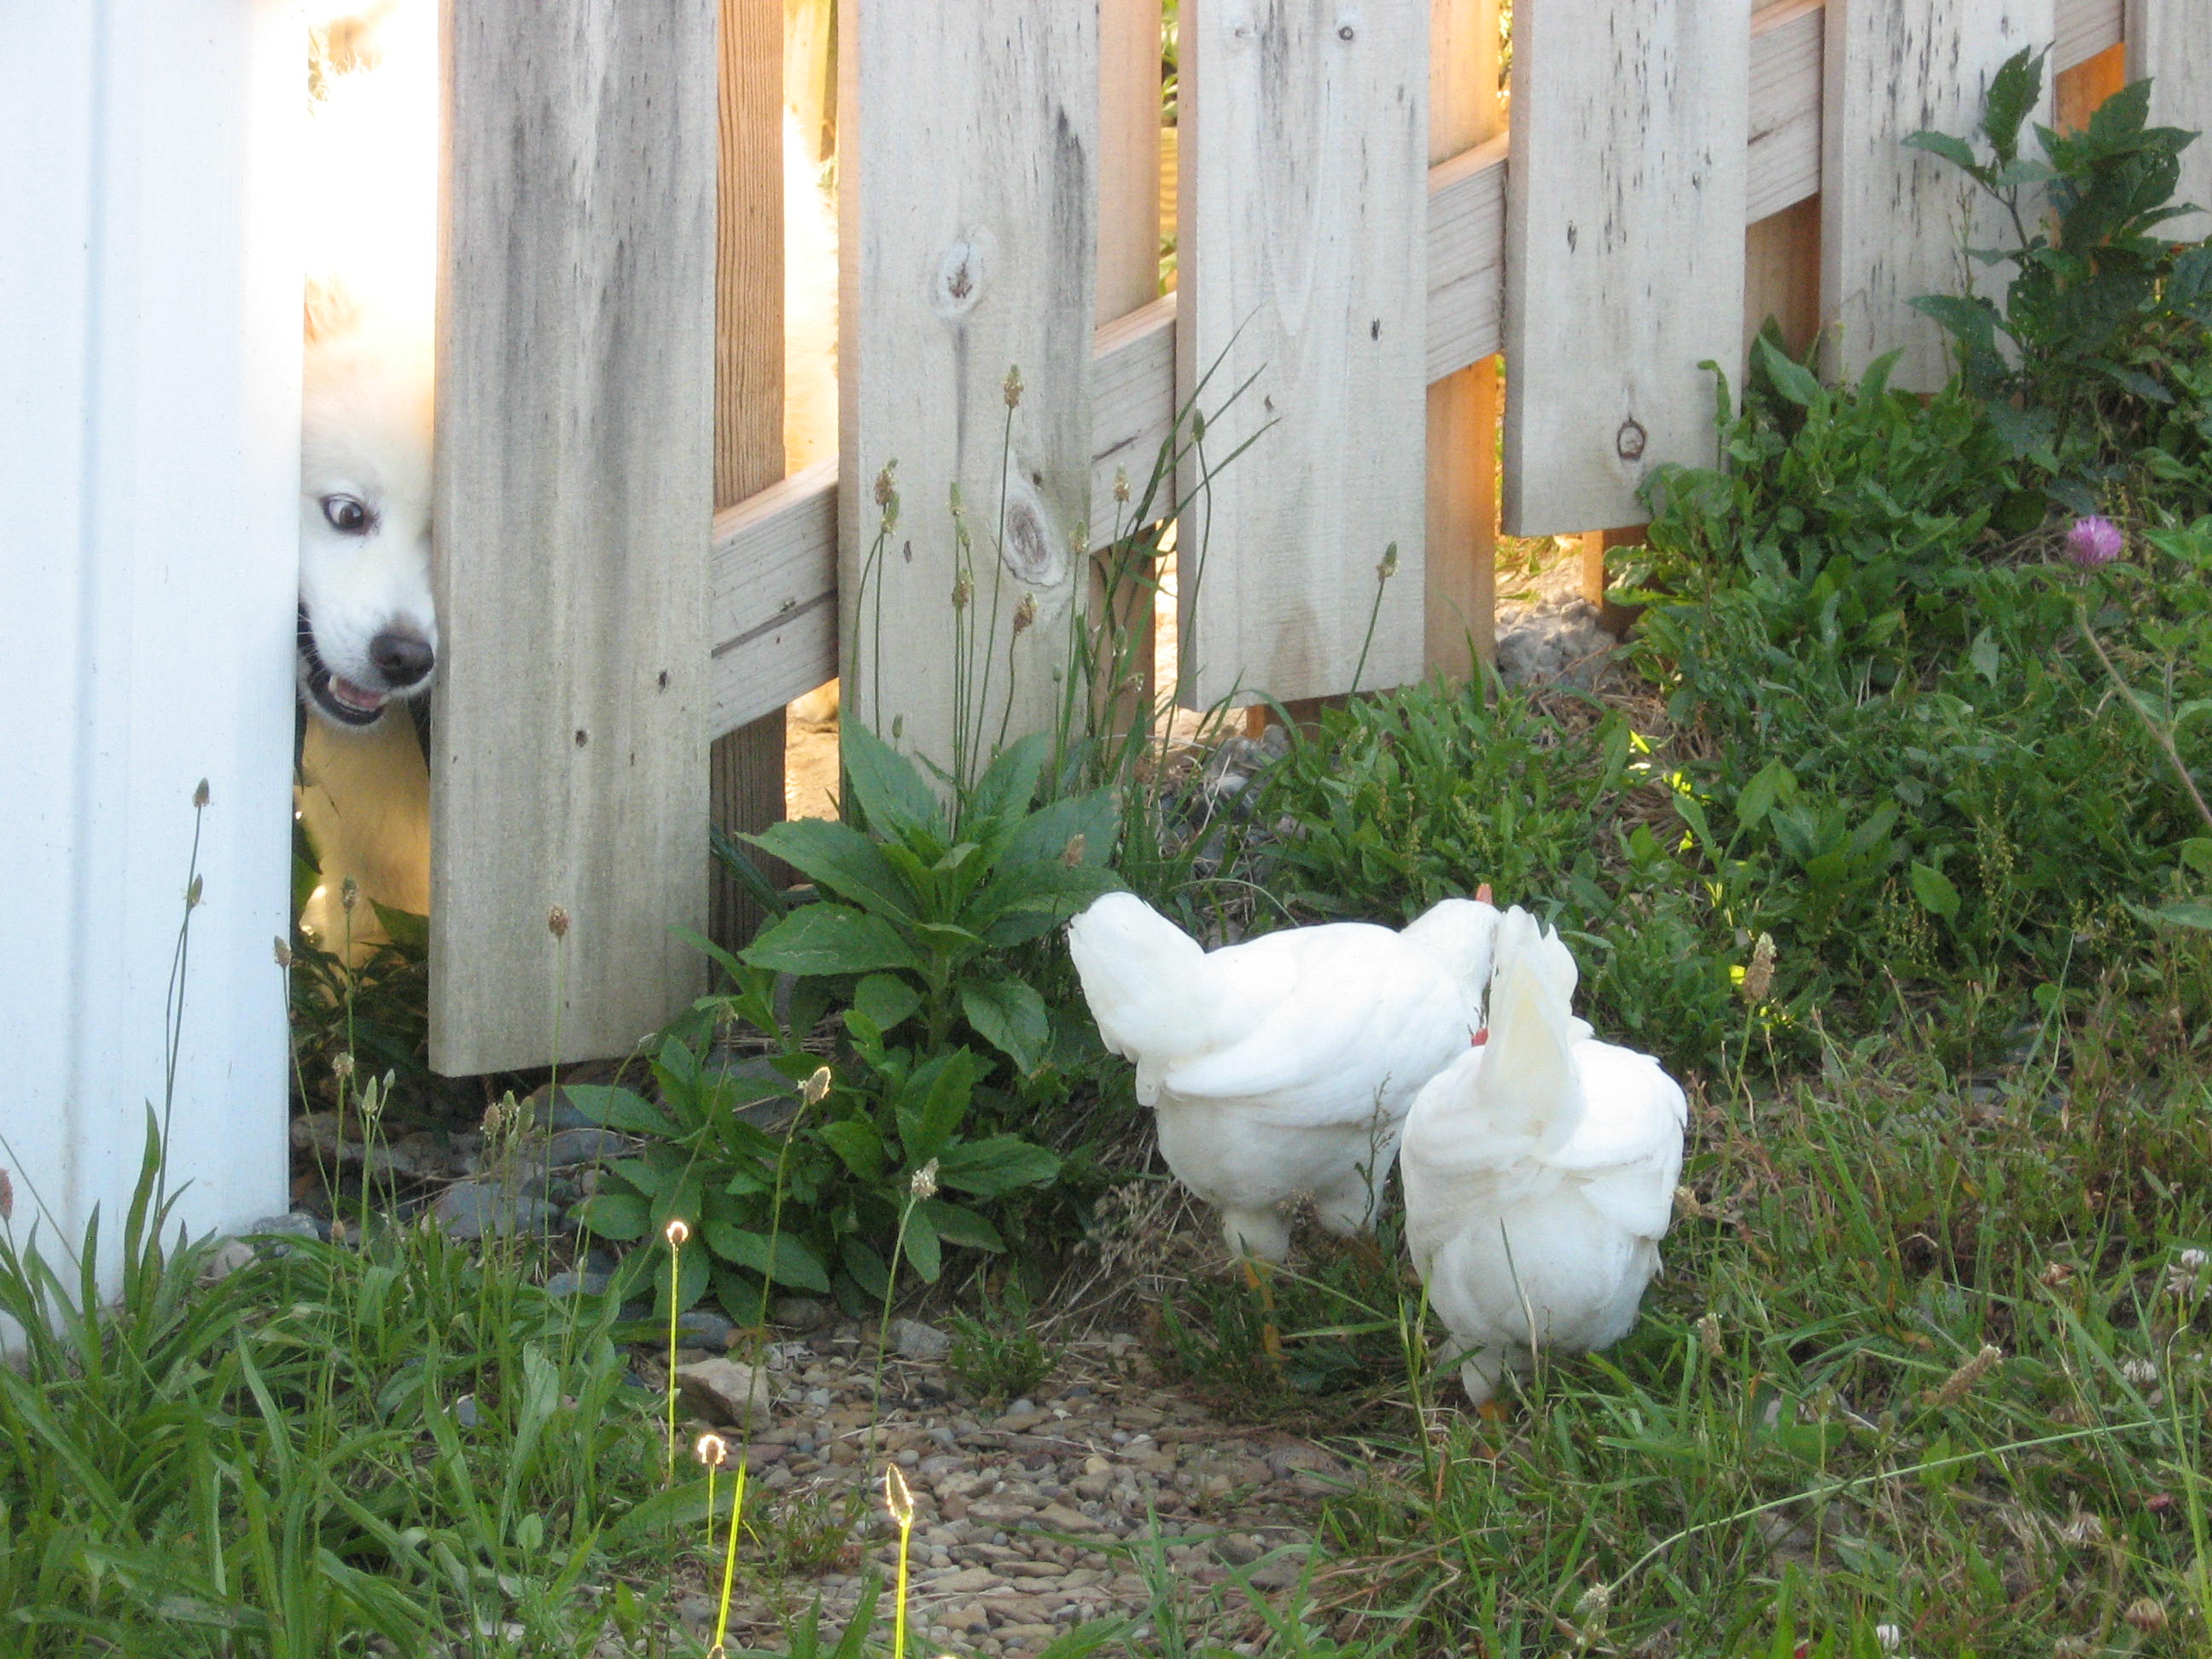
xmin=1002 ymin=787 xmax=1121 ymax=874
xmin=574 ymin=1192 xmax=649 ymax=1243
xmin=958 ymin=975 xmax=1052 ymax=1073
xmin=746 ymin=818 xmax=917 ymax=923
xmin=963 ymin=731 xmax=1048 ymax=834
xmin=839 ymin=719 xmax=945 ymax=841
xmin=818 ymin=1118 xmax=887 ymax=1183
xmin=917 ymin=1197 xmax=1009 ymax=1251
xmin=1733 ymin=759 xmax=1796 ymax=831
xmin=1755 ymin=335 xmax=1825 ymax=409
xmin=1909 ymin=862 xmax=1962 ymax=922
xmin=2179 ymin=838 xmax=2212 ymax=877
xmin=853 ymin=972 xmax=923 ymax=1033
xmin=558 ymin=1085 xmax=677 ymax=1139
xmin=899 ymin=1204 xmax=942 ymax=1283
xmin=897 ymin=1050 xmax=981 ymax=1164
xmin=1981 ymin=46 xmax=2046 ymax=165
xmin=1968 ymin=630 xmax=2001 ymax=684
xmin=701 ymin=1222 xmax=833 ymax=1295
xmin=742 ymin=903 xmax=923 ymax=976
xmin=368 ymin=901 xmax=428 ymax=952
xmin=934 ymin=1135 xmax=1061 ymax=1199
xmin=1901 ymin=129 xmax=1979 ymax=173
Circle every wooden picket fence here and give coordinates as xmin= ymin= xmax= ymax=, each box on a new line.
xmin=425 ymin=0 xmax=2209 ymax=1074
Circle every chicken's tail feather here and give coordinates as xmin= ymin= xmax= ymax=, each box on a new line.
xmin=1067 ymin=893 xmax=1213 ymax=1095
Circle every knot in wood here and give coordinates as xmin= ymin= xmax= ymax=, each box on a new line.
xmin=1001 ymin=495 xmax=1062 ymax=586
xmin=1615 ymin=417 xmax=1648 ymax=462
xmin=933 ymin=238 xmax=987 ymax=317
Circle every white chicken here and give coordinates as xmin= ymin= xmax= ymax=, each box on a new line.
xmin=1400 ymin=907 xmax=1685 ymax=1406
xmin=1068 ymin=889 xmax=1501 ymax=1264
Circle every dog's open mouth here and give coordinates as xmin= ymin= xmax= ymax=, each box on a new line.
xmin=296 ymin=605 xmax=391 ymax=728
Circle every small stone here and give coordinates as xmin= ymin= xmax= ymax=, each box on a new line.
xmin=678 ymin=1308 xmax=736 ymax=1348
xmin=453 ymin=1394 xmax=482 ymax=1429
xmin=1247 ymin=1545 xmax=1308 ymax=1590
xmin=889 ymin=1318 xmax=952 ymax=1361
xmin=430 ymin=1181 xmax=553 ymax=1240
xmin=198 ymin=1237 xmax=259 ymax=1284
xmin=772 ymin=1295 xmax=834 ymax=1330
xmin=673 ymin=1358 xmax=774 ymax=1429
xmin=244 ymin=1212 xmax=325 ymax=1241
xmin=1034 ymin=1502 xmax=1101 ymax=1534
xmin=543 ymin=1126 xmax=628 ymax=1167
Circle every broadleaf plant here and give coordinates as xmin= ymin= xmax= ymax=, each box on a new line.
xmin=736 ymin=722 xmax=1121 ymax=1072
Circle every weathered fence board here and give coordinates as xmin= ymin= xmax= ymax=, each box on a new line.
xmin=2128 ymin=0 xmax=2212 ymax=241
xmin=709 ymin=0 xmax=790 ymax=949
xmin=836 ymin=3 xmax=1097 ymax=776
xmin=1504 ymin=0 xmax=1751 ymax=536
xmin=1177 ymin=0 xmax=1430 ymax=706
xmin=1748 ymin=0 xmax=1824 ymax=219
xmin=432 ymin=0 xmax=718 ymax=1074
xmin=1426 ymin=0 xmax=1504 ymax=676
xmin=1821 ymin=0 xmax=2058 ymax=391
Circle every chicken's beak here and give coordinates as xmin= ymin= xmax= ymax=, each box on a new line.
xmin=1471 ymin=1027 xmax=1488 ymax=1046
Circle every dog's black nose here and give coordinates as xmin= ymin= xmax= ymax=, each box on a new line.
xmin=370 ymin=630 xmax=436 ymax=688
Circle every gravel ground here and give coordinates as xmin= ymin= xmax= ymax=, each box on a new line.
xmin=649 ymin=1313 xmax=1359 ymax=1656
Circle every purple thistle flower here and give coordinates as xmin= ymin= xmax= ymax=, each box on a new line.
xmin=2066 ymin=515 xmax=2123 ymax=568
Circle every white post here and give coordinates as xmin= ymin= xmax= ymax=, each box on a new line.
xmin=0 ymin=0 xmax=299 ymax=1321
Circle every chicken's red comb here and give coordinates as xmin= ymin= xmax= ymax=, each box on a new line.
xmin=1475 ymin=882 xmax=1493 ymax=905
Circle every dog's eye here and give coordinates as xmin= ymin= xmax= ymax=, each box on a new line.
xmin=322 ymin=494 xmax=370 ymax=533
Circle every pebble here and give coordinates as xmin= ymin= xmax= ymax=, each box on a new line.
xmin=543 ymin=1126 xmax=629 ymax=1167
xmin=888 ymin=1317 xmax=952 ymax=1361
xmin=429 ymin=1180 xmax=553 ymax=1240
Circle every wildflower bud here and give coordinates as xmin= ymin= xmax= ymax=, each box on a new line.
xmin=2058 ymin=1510 xmax=2106 ymax=1546
xmin=1013 ymin=592 xmax=1037 ymax=634
xmin=332 ymin=1052 xmax=357 ymax=1082
xmin=1743 ymin=933 xmax=1777 ymax=1004
xmin=1572 ymin=1582 xmax=1610 ymax=1628
xmin=1190 ymin=409 xmax=1205 ymax=445
xmin=548 ymin=905 xmax=570 ymax=940
xmin=1003 ymin=364 xmax=1024 ymax=409
xmin=695 ymin=1432 xmax=729 ymax=1469
xmin=952 ymin=570 xmax=973 ymax=611
xmin=873 ymin=463 xmax=896 ymax=508
xmin=1113 ymin=466 xmax=1131 ymax=504
xmin=2122 ymin=1598 xmax=2168 ymax=1634
xmin=1928 ymin=1342 xmax=2004 ymax=1406
xmin=664 ymin=1218 xmax=690 ymax=1249
xmin=193 ymin=778 xmax=211 ymax=809
xmin=340 ymin=876 xmax=358 ymax=913
xmin=802 ymin=1064 xmax=834 ymax=1108
xmin=274 ymin=936 xmax=294 ymax=969
xmin=2121 ymin=1357 xmax=2159 ymax=1387
xmin=0 ymin=1167 xmax=13 ymax=1224
xmin=1061 ymin=833 xmax=1087 ymax=869
xmin=480 ymin=1098 xmax=505 ymax=1135
xmin=2180 ymin=1248 xmax=2209 ymax=1272
xmin=883 ymin=1461 xmax=916 ymax=1528
xmin=1873 ymin=1626 xmax=1902 ymax=1653
xmin=949 ymin=480 xmax=964 ymax=515
xmin=910 ymin=1159 xmax=940 ymax=1202
xmin=1696 ymin=1312 xmax=1724 ymax=1355
xmin=186 ymin=876 xmax=205 ymax=910
xmin=1376 ymin=542 xmax=1400 ymax=581
xmin=2051 ymin=1639 xmax=2093 ymax=1658
xmin=2039 ymin=1260 xmax=2075 ymax=1288
xmin=892 ymin=714 xmax=905 ymax=741
xmin=2065 ymin=515 xmax=2123 ymax=568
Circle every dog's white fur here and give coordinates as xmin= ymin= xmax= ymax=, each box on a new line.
xmin=295 ymin=1 xmax=838 ymax=953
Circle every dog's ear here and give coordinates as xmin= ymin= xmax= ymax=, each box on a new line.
xmin=304 ymin=277 xmax=363 ymax=346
